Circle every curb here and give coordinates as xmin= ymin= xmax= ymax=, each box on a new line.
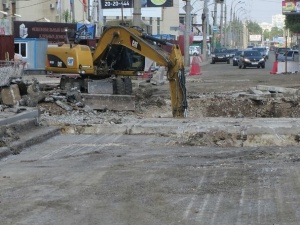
xmin=9 ymin=126 xmax=61 ymax=154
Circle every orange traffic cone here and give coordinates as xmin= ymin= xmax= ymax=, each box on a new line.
xmin=270 ymin=61 xmax=278 ymax=75
xmin=189 ymin=56 xmax=202 ymax=76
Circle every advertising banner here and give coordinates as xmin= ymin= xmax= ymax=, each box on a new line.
xmin=282 ymin=1 xmax=300 ymax=14
xmin=76 ymin=23 xmax=96 ymax=40
xmin=249 ymin=34 xmax=262 ymax=42
xmin=14 ymin=21 xmax=76 ymax=43
xmin=101 ymin=0 xmax=173 ymax=9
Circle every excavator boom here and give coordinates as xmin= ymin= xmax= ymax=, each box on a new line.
xmin=93 ymin=26 xmax=188 ymax=117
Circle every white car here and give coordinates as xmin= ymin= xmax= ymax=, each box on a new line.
xmin=277 ymin=50 xmax=299 ymax=62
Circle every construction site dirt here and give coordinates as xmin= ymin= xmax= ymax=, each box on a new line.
xmin=3 ymin=54 xmax=300 ymax=224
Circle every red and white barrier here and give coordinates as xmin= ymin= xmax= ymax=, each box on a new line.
xmin=277 ymin=61 xmax=299 ymax=74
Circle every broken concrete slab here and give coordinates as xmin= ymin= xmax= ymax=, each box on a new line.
xmin=248 ymin=87 xmax=265 ymax=95
xmin=56 ymin=100 xmax=73 ymax=111
xmin=238 ymin=93 xmax=266 ymax=100
xmin=257 ymin=85 xmax=298 ymax=94
xmin=1 ymin=84 xmax=21 ymax=106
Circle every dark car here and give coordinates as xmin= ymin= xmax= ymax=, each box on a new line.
xmin=238 ymin=50 xmax=265 ymax=69
xmin=226 ymin=48 xmax=238 ymax=58
xmin=232 ymin=50 xmax=242 ymax=66
xmin=253 ymin=47 xmax=268 ymax=60
xmin=211 ymin=48 xmax=230 ymax=64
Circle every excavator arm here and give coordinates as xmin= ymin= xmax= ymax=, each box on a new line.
xmin=93 ymin=26 xmax=188 ymax=118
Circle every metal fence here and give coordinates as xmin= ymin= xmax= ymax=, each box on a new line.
xmin=0 ymin=60 xmax=25 ymax=87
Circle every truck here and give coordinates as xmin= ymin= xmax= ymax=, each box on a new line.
xmin=45 ymin=25 xmax=187 ymax=118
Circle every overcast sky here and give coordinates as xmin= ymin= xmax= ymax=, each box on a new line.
xmin=198 ymin=0 xmax=283 ymax=24
xmin=246 ymin=0 xmax=282 ymax=23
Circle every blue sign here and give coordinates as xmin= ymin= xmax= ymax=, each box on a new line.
xmin=76 ymin=23 xmax=96 ymax=39
xmin=213 ymin=25 xmax=218 ymax=32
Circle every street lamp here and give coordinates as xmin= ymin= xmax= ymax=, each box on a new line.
xmin=35 ymin=18 xmax=50 ymax=22
xmin=230 ymin=0 xmax=243 ymax=47
xmin=235 ymin=7 xmax=245 ymax=20
xmin=0 ymin=11 xmax=21 ymax=35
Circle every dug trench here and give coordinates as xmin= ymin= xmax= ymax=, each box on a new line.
xmin=35 ymin=82 xmax=300 ymax=148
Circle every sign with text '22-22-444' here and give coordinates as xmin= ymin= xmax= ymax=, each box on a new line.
xmin=101 ymin=0 xmax=173 ymax=9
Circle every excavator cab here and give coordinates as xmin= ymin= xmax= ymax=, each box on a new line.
xmin=100 ymin=45 xmax=145 ymax=72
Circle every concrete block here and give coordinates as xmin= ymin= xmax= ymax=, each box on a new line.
xmin=1 ymin=84 xmax=21 ymax=106
xmin=257 ymin=85 xmax=298 ymax=94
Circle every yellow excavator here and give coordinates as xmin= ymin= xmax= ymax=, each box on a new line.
xmin=45 ymin=25 xmax=187 ymax=117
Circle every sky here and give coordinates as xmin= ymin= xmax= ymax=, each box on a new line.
xmin=190 ymin=0 xmax=283 ymax=24
xmin=243 ymin=0 xmax=282 ymax=23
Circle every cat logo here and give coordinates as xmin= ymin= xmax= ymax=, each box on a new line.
xmin=132 ymin=40 xmax=138 ymax=49
xmin=130 ymin=36 xmax=141 ymax=50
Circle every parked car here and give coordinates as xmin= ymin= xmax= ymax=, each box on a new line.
xmin=189 ymin=46 xmax=200 ymax=56
xmin=211 ymin=48 xmax=230 ymax=64
xmin=277 ymin=50 xmax=299 ymax=61
xmin=232 ymin=50 xmax=242 ymax=66
xmin=275 ymin=47 xmax=291 ymax=60
xmin=238 ymin=50 xmax=265 ymax=69
xmin=226 ymin=48 xmax=238 ymax=58
xmin=253 ymin=47 xmax=269 ymax=60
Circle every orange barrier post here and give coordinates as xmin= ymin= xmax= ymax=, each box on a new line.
xmin=270 ymin=61 xmax=278 ymax=75
xmin=189 ymin=56 xmax=202 ymax=76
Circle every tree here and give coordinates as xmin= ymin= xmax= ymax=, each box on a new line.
xmin=269 ymin=27 xmax=284 ymax=38
xmin=247 ymin=21 xmax=262 ymax=35
xmin=285 ymin=14 xmax=300 ymax=33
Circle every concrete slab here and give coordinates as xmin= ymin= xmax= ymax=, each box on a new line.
xmin=0 ymin=108 xmax=39 ymax=126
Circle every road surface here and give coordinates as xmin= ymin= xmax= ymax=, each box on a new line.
xmin=1 ymin=134 xmax=300 ymax=224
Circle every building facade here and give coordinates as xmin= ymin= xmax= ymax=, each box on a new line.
xmin=0 ymin=0 xmax=183 ymax=37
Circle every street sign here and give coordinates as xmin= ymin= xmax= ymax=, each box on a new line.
xmin=213 ymin=25 xmax=218 ymax=32
xmin=182 ymin=5 xmax=194 ymax=12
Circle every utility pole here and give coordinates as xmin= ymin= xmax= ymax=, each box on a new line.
xmin=224 ymin=3 xmax=227 ymax=47
xmin=184 ymin=0 xmax=192 ymax=68
xmin=202 ymin=0 xmax=208 ymax=61
xmin=211 ymin=1 xmax=217 ymax=51
xmin=133 ymin=0 xmax=141 ymax=27
xmin=219 ymin=1 xmax=224 ymax=47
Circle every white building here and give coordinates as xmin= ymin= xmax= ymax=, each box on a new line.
xmin=271 ymin=14 xmax=285 ymax=29
xmin=259 ymin=22 xmax=272 ymax=32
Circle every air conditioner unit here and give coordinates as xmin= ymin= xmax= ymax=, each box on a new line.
xmin=3 ymin=3 xmax=10 ymax=10
xmin=50 ymin=3 xmax=55 ymax=9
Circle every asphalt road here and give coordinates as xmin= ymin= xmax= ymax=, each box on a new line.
xmin=151 ymin=50 xmax=300 ymax=98
xmin=1 ymin=134 xmax=300 ymax=225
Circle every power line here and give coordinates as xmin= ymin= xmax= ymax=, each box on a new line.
xmin=16 ymin=0 xmax=51 ymax=10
